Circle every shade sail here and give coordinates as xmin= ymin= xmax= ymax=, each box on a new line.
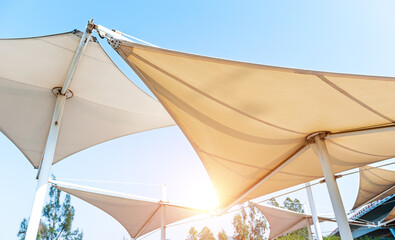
xmin=114 ymin=40 xmax=395 ymax=208
xmin=52 ymin=181 xmax=205 ymax=239
xmin=256 ymin=204 xmax=334 ymax=239
xmin=353 ymin=166 xmax=395 ymax=210
xmin=382 ymin=206 xmax=395 ymax=224
xmin=0 ymin=31 xmax=174 ymax=167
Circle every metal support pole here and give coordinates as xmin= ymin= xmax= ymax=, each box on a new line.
xmin=161 ymin=205 xmax=166 ymax=240
xmin=305 ymin=182 xmax=323 ymax=240
xmin=306 ymin=219 xmax=313 ymax=240
xmin=310 ymin=134 xmax=353 ymax=240
xmin=25 ymin=21 xmax=93 ymax=240
xmin=161 ymin=184 xmax=167 ymax=240
xmin=303 ymin=203 xmax=313 ymax=240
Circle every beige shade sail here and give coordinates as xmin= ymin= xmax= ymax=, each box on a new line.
xmin=114 ymin=40 xmax=395 ymax=209
xmin=353 ymin=166 xmax=395 ymax=210
xmin=52 ymin=180 xmax=206 ymax=239
xmin=0 ymin=31 xmax=174 ymax=168
xmin=382 ymin=206 xmax=395 ymax=224
xmin=256 ymin=204 xmax=334 ymax=239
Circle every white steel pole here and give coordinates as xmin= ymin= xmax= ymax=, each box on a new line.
xmin=161 ymin=205 xmax=166 ymax=240
xmin=25 ymin=21 xmax=94 ymax=240
xmin=306 ymin=220 xmax=313 ymax=240
xmin=311 ymin=134 xmax=353 ymax=240
xmin=305 ymin=182 xmax=323 ymax=240
xmin=161 ymin=184 xmax=167 ymax=240
xmin=302 ymin=203 xmax=313 ymax=240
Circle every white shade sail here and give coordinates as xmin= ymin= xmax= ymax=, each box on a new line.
xmin=114 ymin=41 xmax=395 ymax=208
xmin=0 ymin=31 xmax=174 ymax=168
xmin=353 ymin=166 xmax=395 ymax=210
xmin=256 ymin=204 xmax=334 ymax=239
xmin=52 ymin=180 xmax=206 ymax=239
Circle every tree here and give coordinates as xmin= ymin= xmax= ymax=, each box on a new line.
xmin=186 ymin=227 xmax=198 ymax=240
xmin=267 ymin=198 xmax=280 ymax=208
xmin=283 ymin=197 xmax=304 ymax=213
xmin=217 ymin=229 xmax=229 ymax=240
xmin=323 ymin=236 xmax=341 ymax=240
xmin=18 ymin=184 xmax=83 ymax=240
xmin=247 ymin=202 xmax=267 ymax=240
xmin=198 ymin=226 xmax=216 ymax=240
xmin=17 ymin=219 xmax=42 ymax=240
xmin=232 ymin=202 xmax=268 ymax=240
xmin=276 ymin=197 xmax=308 ymax=240
xmin=232 ymin=207 xmax=250 ymax=240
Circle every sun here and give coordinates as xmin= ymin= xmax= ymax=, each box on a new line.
xmin=186 ymin=183 xmax=220 ymax=211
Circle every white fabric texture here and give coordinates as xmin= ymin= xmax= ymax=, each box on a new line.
xmin=353 ymin=166 xmax=395 ymax=210
xmin=256 ymin=204 xmax=334 ymax=239
xmin=53 ymin=181 xmax=205 ymax=238
xmin=0 ymin=32 xmax=174 ymax=167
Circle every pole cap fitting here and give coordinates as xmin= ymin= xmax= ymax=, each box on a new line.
xmin=52 ymin=87 xmax=73 ymax=99
xmin=306 ymin=131 xmax=330 ymax=143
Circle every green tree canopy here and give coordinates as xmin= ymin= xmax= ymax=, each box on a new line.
xmin=232 ymin=202 xmax=268 ymax=240
xmin=276 ymin=197 xmax=309 ymax=240
xmin=18 ymin=184 xmax=83 ymax=240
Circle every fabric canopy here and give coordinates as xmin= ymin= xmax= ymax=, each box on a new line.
xmin=52 ymin=181 xmax=205 ymax=239
xmin=114 ymin=40 xmax=395 ymax=208
xmin=353 ymin=166 xmax=395 ymax=210
xmin=0 ymin=31 xmax=174 ymax=168
xmin=382 ymin=206 xmax=395 ymax=224
xmin=256 ymin=204 xmax=334 ymax=239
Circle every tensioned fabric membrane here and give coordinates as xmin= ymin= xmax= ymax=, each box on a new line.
xmin=52 ymin=181 xmax=206 ymax=239
xmin=256 ymin=204 xmax=334 ymax=239
xmin=353 ymin=166 xmax=395 ymax=210
xmin=0 ymin=31 xmax=174 ymax=168
xmin=114 ymin=40 xmax=395 ymax=209
xmin=382 ymin=207 xmax=395 ymax=224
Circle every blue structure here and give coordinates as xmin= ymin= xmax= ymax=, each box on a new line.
xmin=332 ymin=195 xmax=395 ymax=239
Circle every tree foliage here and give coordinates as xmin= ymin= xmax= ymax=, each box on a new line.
xmin=274 ymin=197 xmax=309 ymax=240
xmin=218 ymin=229 xmax=229 ymax=240
xmin=198 ymin=226 xmax=216 ymax=240
xmin=186 ymin=227 xmax=198 ymax=240
xmin=232 ymin=207 xmax=250 ymax=240
xmin=232 ymin=202 xmax=268 ymax=240
xmin=283 ymin=197 xmax=304 ymax=213
xmin=267 ymin=198 xmax=280 ymax=208
xmin=18 ymin=184 xmax=83 ymax=240
xmin=187 ymin=226 xmax=217 ymax=240
xmin=186 ymin=198 xmax=308 ymax=240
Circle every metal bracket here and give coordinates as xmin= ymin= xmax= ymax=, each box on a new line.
xmin=52 ymin=87 xmax=73 ymax=99
xmin=107 ymin=38 xmax=122 ymax=51
xmin=306 ymin=131 xmax=329 ymax=144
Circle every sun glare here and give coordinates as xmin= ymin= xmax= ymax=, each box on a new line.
xmin=186 ymin=184 xmax=220 ymax=211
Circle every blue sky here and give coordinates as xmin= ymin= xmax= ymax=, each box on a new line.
xmin=1 ymin=1 xmax=395 ymax=239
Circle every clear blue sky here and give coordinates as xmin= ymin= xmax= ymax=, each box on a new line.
xmin=1 ymin=1 xmax=395 ymax=239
